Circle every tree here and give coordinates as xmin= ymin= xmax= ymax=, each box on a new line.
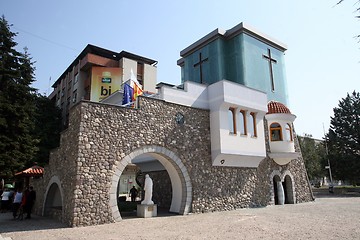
xmin=0 ymin=16 xmax=38 ymax=178
xmin=299 ymin=134 xmax=327 ymax=182
xmin=337 ymin=1 xmax=360 ymax=40
xmin=0 ymin=16 xmax=62 ymax=178
xmin=32 ymin=94 xmax=61 ymax=167
xmin=327 ymin=91 xmax=360 ymax=184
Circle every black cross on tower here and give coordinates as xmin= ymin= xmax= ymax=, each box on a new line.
xmin=262 ymin=48 xmax=277 ymax=92
xmin=193 ymin=52 xmax=208 ymax=84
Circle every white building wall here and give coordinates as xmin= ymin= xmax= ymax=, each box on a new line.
xmin=159 ymin=80 xmax=268 ymax=168
xmin=265 ymin=113 xmax=296 ymax=153
xmin=120 ymin=58 xmax=137 ymax=84
xmin=159 ymin=81 xmax=209 ymax=109
xmin=208 ymin=81 xmax=267 ymax=167
xmin=265 ymin=113 xmax=299 ymax=165
xmin=143 ymin=64 xmax=157 ymax=93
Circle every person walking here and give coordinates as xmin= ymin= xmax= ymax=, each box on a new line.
xmin=1 ymin=188 xmax=11 ymax=212
xmin=129 ymin=186 xmax=138 ymax=202
xmin=25 ymin=186 xmax=36 ymax=219
xmin=12 ymin=189 xmax=22 ymax=219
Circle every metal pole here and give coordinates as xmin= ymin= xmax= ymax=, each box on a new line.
xmin=323 ymin=123 xmax=334 ymax=193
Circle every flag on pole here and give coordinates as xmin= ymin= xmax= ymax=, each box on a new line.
xmin=131 ymin=81 xmax=143 ymax=101
xmin=122 ymin=69 xmax=143 ymax=106
xmin=122 ymin=83 xmax=134 ymax=105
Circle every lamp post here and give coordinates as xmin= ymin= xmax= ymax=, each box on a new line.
xmin=323 ymin=124 xmax=334 ymax=193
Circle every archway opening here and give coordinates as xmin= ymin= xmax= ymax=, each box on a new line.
xmin=283 ymin=175 xmax=294 ymax=204
xmin=273 ymin=175 xmax=281 ymax=205
xmin=115 ymin=150 xmax=187 ymax=219
xmin=44 ymin=182 xmax=63 ymax=221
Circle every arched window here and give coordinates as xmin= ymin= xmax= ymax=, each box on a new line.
xmin=239 ymin=110 xmax=247 ymax=135
xmin=285 ymin=123 xmax=293 ymax=141
xmin=228 ymin=107 xmax=236 ymax=134
xmin=249 ymin=112 xmax=257 ymax=137
xmin=270 ymin=123 xmax=282 ymax=141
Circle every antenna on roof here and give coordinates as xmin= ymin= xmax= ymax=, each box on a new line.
xmin=47 ymin=76 xmax=51 ymax=96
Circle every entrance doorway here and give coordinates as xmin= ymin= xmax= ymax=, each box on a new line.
xmin=283 ymin=175 xmax=294 ymax=204
xmin=110 ymin=146 xmax=192 ymax=221
xmin=43 ymin=178 xmax=63 ymax=221
xmin=272 ymin=173 xmax=295 ymax=205
xmin=117 ymin=159 xmax=174 ymax=218
xmin=273 ymin=175 xmax=281 ymax=205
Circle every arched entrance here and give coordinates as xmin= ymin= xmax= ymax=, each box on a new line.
xmin=273 ymin=175 xmax=282 ymax=205
xmin=43 ymin=176 xmax=64 ymax=221
xmin=283 ymin=174 xmax=295 ymax=204
xmin=270 ymin=170 xmax=296 ymax=205
xmin=109 ymin=145 xmax=192 ymax=221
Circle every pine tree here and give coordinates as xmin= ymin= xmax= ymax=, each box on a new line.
xmin=33 ymin=94 xmax=61 ymax=167
xmin=327 ymin=91 xmax=360 ymax=184
xmin=0 ymin=16 xmax=38 ymax=178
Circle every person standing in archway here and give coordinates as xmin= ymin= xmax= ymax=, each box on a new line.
xmin=129 ymin=186 xmax=138 ymax=202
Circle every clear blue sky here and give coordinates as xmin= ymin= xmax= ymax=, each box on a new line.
xmin=2 ymin=0 xmax=359 ymax=139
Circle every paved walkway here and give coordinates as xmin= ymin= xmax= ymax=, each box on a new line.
xmin=1 ymin=196 xmax=359 ymax=240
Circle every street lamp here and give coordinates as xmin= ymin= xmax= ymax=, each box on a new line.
xmin=323 ymin=123 xmax=334 ymax=193
xmin=325 ymin=165 xmax=334 ymax=193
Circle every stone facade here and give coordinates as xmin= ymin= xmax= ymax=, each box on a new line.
xmin=33 ymin=96 xmax=313 ymax=227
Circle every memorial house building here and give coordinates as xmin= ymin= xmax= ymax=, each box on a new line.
xmin=32 ymin=22 xmax=314 ymax=227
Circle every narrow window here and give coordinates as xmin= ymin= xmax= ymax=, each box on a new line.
xmin=239 ymin=110 xmax=247 ymax=135
xmin=250 ymin=112 xmax=257 ymax=137
xmin=84 ymin=86 xmax=90 ymax=100
xmin=228 ymin=107 xmax=236 ymax=134
xmin=137 ymin=62 xmax=144 ymax=86
xmin=74 ymin=73 xmax=79 ymax=84
xmin=285 ymin=123 xmax=293 ymax=141
xmin=270 ymin=123 xmax=282 ymax=141
xmin=72 ymin=89 xmax=78 ymax=103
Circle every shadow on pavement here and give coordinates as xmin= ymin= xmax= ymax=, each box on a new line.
xmin=0 ymin=212 xmax=68 ymax=234
xmin=1 ymin=207 xmax=179 ymax=234
xmin=312 ymin=187 xmax=360 ymax=198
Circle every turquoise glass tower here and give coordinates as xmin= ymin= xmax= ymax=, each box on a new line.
xmin=177 ymin=23 xmax=289 ymax=105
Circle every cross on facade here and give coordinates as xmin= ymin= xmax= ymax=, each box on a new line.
xmin=193 ymin=52 xmax=208 ymax=84
xmin=262 ymin=48 xmax=277 ymax=91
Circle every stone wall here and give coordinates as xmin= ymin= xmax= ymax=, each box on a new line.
xmin=254 ymin=121 xmax=314 ymax=206
xmin=34 ymin=96 xmax=313 ymax=227
xmin=33 ymin=103 xmax=82 ymax=226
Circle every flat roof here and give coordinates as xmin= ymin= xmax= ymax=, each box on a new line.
xmin=179 ymin=22 xmax=287 ymax=61
xmin=52 ymin=44 xmax=157 ymax=88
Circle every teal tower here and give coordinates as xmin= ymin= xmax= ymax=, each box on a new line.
xmin=177 ymin=22 xmax=289 ymax=105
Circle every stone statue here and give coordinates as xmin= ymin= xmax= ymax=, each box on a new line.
xmin=141 ymin=174 xmax=154 ymax=205
xmin=276 ymin=181 xmax=285 ymax=205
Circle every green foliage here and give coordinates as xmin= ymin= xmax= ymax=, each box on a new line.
xmin=32 ymin=94 xmax=61 ymax=167
xmin=299 ymin=135 xmax=327 ymax=180
xmin=0 ymin=16 xmax=38 ymax=177
xmin=336 ymin=0 xmax=360 ymax=40
xmin=327 ymin=91 xmax=360 ymax=183
xmin=0 ymin=16 xmax=62 ymax=178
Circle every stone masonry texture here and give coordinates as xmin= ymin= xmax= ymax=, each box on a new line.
xmin=33 ymin=96 xmax=313 ymax=227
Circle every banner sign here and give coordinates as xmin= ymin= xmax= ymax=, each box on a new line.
xmin=90 ymin=67 xmax=122 ymax=102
